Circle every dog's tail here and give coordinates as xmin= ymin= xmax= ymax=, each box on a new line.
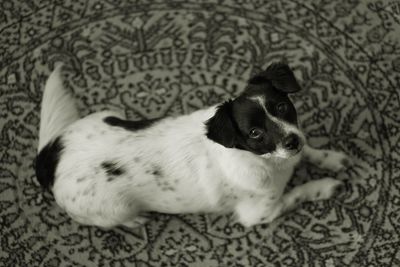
xmin=38 ymin=64 xmax=79 ymax=152
xmin=36 ymin=64 xmax=80 ymax=188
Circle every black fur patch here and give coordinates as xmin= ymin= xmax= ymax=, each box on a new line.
xmin=103 ymin=116 xmax=159 ymax=131
xmin=35 ymin=136 xmax=64 ymax=189
xmin=101 ymin=161 xmax=125 ymax=179
xmin=152 ymin=165 xmax=163 ymax=177
xmin=205 ymin=101 xmax=238 ymax=148
xmin=248 ymin=63 xmax=301 ymax=93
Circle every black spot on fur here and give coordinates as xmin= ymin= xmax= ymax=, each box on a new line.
xmin=83 ymin=188 xmax=90 ymax=196
xmin=148 ymin=165 xmax=174 ymax=191
xmin=152 ymin=166 xmax=162 ymax=177
xmin=157 ymin=180 xmax=175 ymax=191
xmin=35 ymin=136 xmax=64 ymax=189
xmin=103 ymin=116 xmax=160 ymax=131
xmin=76 ymin=177 xmax=86 ymax=183
xmin=101 ymin=161 xmax=125 ymax=176
xmin=161 ymin=184 xmax=175 ymax=191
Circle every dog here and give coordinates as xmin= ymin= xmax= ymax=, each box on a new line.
xmin=35 ymin=63 xmax=351 ymax=228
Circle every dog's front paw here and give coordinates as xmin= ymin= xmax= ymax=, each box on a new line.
xmin=312 ymin=177 xmax=345 ymax=201
xmin=281 ymin=178 xmax=345 ymax=212
xmin=317 ymin=150 xmax=352 ymax=172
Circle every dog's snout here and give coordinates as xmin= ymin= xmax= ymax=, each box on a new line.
xmin=283 ymin=134 xmax=300 ymax=151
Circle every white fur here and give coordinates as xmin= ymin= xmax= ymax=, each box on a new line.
xmin=39 ymin=67 xmax=350 ymax=228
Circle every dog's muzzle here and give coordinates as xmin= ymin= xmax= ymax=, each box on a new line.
xmin=282 ymin=133 xmax=304 ymax=154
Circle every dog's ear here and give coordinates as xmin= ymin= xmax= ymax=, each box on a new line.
xmin=249 ymin=62 xmax=301 ymax=93
xmin=205 ymin=101 xmax=237 ymax=148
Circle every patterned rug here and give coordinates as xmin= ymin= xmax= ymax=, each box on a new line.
xmin=1 ymin=0 xmax=400 ymax=266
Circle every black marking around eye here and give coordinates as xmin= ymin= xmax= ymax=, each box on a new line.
xmin=101 ymin=161 xmax=125 ymax=179
xmin=103 ymin=116 xmax=160 ymax=131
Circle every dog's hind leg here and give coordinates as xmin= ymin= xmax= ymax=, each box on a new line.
xmin=121 ymin=216 xmax=149 ymax=228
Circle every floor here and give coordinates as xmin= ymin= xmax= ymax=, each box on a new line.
xmin=1 ymin=0 xmax=400 ymax=266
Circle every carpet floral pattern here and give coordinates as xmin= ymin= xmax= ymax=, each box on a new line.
xmin=1 ymin=0 xmax=400 ymax=266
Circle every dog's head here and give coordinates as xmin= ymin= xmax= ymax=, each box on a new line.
xmin=205 ymin=62 xmax=305 ymax=159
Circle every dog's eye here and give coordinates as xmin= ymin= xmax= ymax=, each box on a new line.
xmin=249 ymin=128 xmax=263 ymax=139
xmin=276 ymin=102 xmax=288 ymax=114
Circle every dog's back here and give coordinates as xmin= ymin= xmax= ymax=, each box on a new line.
xmin=35 ymin=67 xmax=229 ymax=227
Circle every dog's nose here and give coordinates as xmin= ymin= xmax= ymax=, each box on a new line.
xmin=283 ymin=134 xmax=300 ymax=151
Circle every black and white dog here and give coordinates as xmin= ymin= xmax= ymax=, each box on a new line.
xmin=36 ymin=63 xmax=350 ymax=228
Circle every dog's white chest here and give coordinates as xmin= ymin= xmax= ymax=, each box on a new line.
xmin=267 ymin=161 xmax=298 ymax=196
xmin=211 ymin=147 xmax=301 ymax=196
